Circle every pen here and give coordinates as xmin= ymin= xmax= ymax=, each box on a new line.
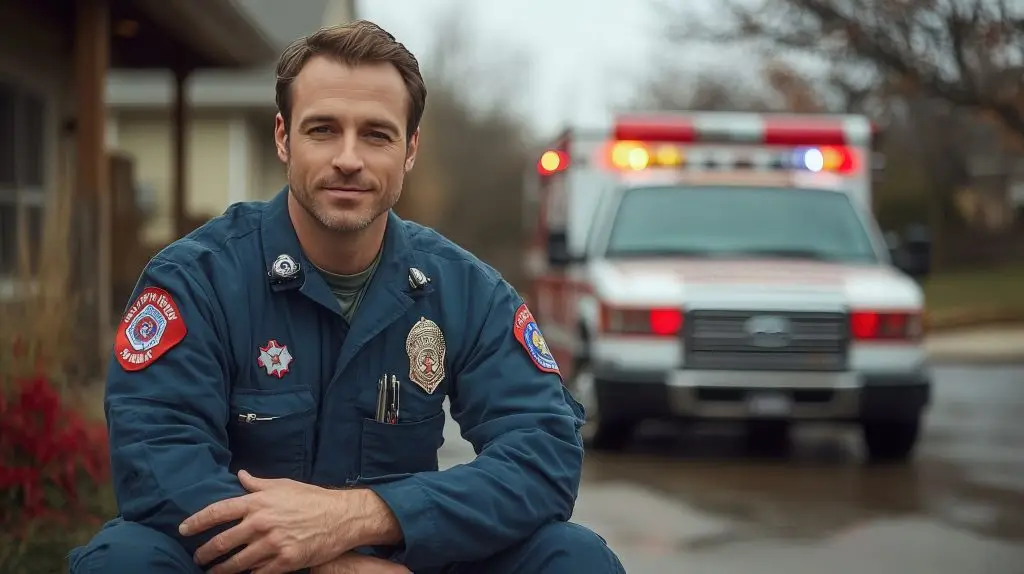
xmin=385 ymin=375 xmax=400 ymax=424
xmin=375 ymin=375 xmax=387 ymax=422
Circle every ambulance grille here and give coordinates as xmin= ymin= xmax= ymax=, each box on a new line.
xmin=683 ymin=310 xmax=849 ymax=371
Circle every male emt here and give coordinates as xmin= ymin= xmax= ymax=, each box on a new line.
xmin=67 ymin=19 xmax=625 ymax=574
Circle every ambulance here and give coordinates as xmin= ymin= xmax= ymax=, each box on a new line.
xmin=523 ymin=111 xmax=933 ymax=462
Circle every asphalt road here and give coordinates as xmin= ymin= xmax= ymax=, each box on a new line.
xmin=439 ymin=364 xmax=1024 ymax=573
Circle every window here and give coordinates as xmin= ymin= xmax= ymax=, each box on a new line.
xmin=604 ymin=185 xmax=880 ymax=263
xmin=0 ymin=79 xmax=47 ymax=277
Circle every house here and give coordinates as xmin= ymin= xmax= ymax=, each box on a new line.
xmin=0 ymin=0 xmax=276 ymax=366
xmin=105 ymin=0 xmax=357 ymax=246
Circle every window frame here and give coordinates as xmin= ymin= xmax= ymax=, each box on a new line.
xmin=0 ymin=77 xmax=51 ymax=281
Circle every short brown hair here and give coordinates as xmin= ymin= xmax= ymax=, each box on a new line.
xmin=275 ymin=20 xmax=427 ymax=139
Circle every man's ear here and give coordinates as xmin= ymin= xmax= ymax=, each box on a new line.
xmin=404 ymin=128 xmax=420 ymax=172
xmin=274 ymin=113 xmax=289 ymax=164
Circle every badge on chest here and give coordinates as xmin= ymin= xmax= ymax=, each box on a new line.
xmin=405 ymin=316 xmax=446 ymax=394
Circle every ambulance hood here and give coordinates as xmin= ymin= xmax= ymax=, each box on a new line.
xmin=590 ymin=258 xmax=923 ymax=310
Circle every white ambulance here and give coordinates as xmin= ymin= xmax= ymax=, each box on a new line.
xmin=523 ymin=111 xmax=933 ymax=462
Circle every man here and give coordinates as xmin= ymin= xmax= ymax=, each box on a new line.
xmin=67 ymin=19 xmax=625 ymax=574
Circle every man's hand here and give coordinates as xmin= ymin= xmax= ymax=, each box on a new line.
xmin=311 ymin=553 xmax=412 ymax=574
xmin=181 ymin=470 xmax=358 ymax=574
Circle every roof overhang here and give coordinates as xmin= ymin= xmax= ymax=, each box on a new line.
xmin=129 ymin=0 xmax=277 ymax=68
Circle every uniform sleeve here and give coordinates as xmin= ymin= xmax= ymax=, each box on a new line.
xmin=105 ymin=255 xmax=245 ymax=557
xmin=368 ymin=279 xmax=585 ymax=570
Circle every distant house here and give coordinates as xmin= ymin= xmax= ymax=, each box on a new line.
xmin=0 ymin=0 xmax=274 ymax=291
xmin=105 ymin=0 xmax=357 ymax=245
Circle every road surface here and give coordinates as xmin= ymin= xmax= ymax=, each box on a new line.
xmin=439 ymin=364 xmax=1024 ymax=573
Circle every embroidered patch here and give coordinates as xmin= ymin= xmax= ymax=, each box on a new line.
xmin=513 ymin=303 xmax=560 ymax=375
xmin=257 ymin=339 xmax=294 ymax=378
xmin=405 ymin=317 xmax=446 ymax=394
xmin=114 ymin=287 xmax=187 ymax=372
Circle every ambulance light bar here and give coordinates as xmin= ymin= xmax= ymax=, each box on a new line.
xmin=613 ymin=112 xmax=872 ymax=146
xmin=607 ymin=141 xmax=857 ymax=174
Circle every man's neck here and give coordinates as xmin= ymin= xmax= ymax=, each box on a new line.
xmin=287 ymin=192 xmax=386 ymax=276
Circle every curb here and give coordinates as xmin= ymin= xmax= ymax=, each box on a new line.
xmin=924 ymin=308 xmax=1024 ymax=333
xmin=926 ymin=353 xmax=1024 ymax=366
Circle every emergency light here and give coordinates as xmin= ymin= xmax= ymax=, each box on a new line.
xmin=537 ymin=149 xmax=569 ymax=175
xmin=534 ymin=113 xmax=872 ymax=176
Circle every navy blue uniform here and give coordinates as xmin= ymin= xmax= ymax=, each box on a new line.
xmin=68 ymin=188 xmax=625 ymax=573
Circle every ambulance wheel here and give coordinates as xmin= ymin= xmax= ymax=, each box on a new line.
xmin=571 ymin=359 xmax=634 ymax=451
xmin=861 ymin=417 xmax=921 ymax=463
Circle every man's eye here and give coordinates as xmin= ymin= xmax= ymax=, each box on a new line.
xmin=368 ymin=132 xmax=391 ymax=141
xmin=309 ymin=126 xmax=331 ymax=134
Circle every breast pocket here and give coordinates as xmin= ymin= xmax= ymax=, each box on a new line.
xmin=359 ymin=411 xmax=446 ymax=480
xmin=228 ymin=388 xmax=316 ymax=481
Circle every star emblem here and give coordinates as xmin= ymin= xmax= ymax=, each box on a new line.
xmin=257 ymin=339 xmax=293 ymax=378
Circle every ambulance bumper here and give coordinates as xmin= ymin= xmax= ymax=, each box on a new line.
xmin=591 ymin=365 xmax=931 ymax=422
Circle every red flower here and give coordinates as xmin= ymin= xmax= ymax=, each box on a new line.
xmin=1 ymin=376 xmax=111 ymax=535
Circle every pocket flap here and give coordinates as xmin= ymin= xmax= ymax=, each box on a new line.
xmin=229 ymin=388 xmax=315 ymax=419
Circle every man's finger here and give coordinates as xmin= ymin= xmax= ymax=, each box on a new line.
xmin=238 ymin=469 xmax=275 ymax=492
xmin=207 ymin=538 xmax=273 ymax=574
xmin=180 ymin=496 xmax=250 ymax=536
xmin=193 ymin=520 xmax=255 ymax=566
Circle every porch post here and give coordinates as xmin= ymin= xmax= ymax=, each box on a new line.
xmin=73 ymin=0 xmax=111 ymax=372
xmin=171 ymin=67 xmax=191 ymax=238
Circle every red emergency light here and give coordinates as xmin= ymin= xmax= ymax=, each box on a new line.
xmin=613 ymin=113 xmax=865 ymax=147
xmin=537 ymin=149 xmax=569 ymax=175
xmin=850 ymin=310 xmax=922 ymax=341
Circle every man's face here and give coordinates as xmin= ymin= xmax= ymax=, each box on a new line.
xmin=275 ymin=56 xmax=418 ymax=233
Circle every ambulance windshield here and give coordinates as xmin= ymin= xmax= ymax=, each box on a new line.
xmin=604 ymin=185 xmax=879 ymax=263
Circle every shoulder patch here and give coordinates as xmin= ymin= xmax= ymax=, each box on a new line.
xmin=114 ymin=286 xmax=188 ymax=372
xmin=513 ymin=303 xmax=560 ymax=375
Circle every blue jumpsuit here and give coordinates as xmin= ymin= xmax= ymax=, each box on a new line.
xmin=67 ymin=188 xmax=625 ymax=573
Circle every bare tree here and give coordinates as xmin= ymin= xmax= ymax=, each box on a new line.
xmin=660 ymin=0 xmax=1024 ymax=143
xmin=397 ymin=6 xmax=533 ymax=285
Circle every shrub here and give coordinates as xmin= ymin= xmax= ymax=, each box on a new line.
xmin=0 ymin=376 xmax=113 ymax=573
xmin=1 ymin=183 xmax=116 ymax=572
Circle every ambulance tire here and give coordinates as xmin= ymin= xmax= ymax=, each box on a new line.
xmin=861 ymin=417 xmax=921 ymax=463
xmin=571 ymin=355 xmax=634 ymax=451
xmin=588 ymin=420 xmax=637 ymax=452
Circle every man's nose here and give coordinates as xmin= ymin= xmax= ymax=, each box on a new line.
xmin=331 ymin=136 xmax=364 ymax=173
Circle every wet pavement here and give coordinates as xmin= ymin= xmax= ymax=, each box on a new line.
xmin=440 ymin=364 xmax=1024 ymax=573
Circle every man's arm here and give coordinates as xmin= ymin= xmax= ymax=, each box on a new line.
xmin=105 ymin=254 xmax=245 ymax=556
xmin=364 ymin=279 xmax=585 ymax=570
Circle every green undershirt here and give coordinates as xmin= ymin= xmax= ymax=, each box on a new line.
xmin=315 ymin=249 xmax=382 ymax=323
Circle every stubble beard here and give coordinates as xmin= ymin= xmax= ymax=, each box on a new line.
xmin=287 ymin=162 xmax=400 ymax=234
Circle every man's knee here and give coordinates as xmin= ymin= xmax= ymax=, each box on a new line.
xmin=68 ymin=518 xmax=201 ymax=574
xmin=519 ymin=521 xmax=625 ymax=573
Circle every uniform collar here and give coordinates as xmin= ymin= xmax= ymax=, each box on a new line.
xmin=259 ymin=186 xmax=421 ymax=326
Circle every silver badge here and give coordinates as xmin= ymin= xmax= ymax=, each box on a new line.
xmin=270 ymin=254 xmax=300 ymax=280
xmin=405 ymin=316 xmax=446 ymax=394
xmin=408 ymin=267 xmax=431 ymax=290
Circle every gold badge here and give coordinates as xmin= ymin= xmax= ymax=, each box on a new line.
xmin=405 ymin=316 xmax=446 ymax=394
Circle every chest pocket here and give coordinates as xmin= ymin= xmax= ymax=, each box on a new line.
xmin=227 ymin=388 xmax=316 ymax=481
xmin=358 ymin=374 xmax=447 ymax=480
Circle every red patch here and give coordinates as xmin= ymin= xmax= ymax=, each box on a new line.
xmin=114 ymin=287 xmax=188 ymax=372
xmin=513 ymin=303 xmax=560 ymax=375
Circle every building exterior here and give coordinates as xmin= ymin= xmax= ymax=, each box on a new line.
xmin=0 ymin=0 xmax=276 ymax=367
xmin=105 ymin=0 xmax=357 ymax=245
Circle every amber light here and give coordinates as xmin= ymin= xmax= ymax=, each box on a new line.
xmin=537 ymin=149 xmax=569 ymax=175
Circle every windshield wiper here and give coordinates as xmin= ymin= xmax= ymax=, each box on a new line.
xmin=605 ymin=248 xmax=717 ymax=258
xmin=729 ymin=248 xmax=839 ymax=261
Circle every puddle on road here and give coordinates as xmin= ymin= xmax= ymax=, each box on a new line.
xmin=579 ymin=424 xmax=1024 ymax=549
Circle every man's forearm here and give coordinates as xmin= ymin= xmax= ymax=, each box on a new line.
xmin=330 ymin=487 xmax=404 ymax=550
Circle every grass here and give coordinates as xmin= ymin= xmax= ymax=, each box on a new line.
xmin=922 ymin=264 xmax=1024 ymax=328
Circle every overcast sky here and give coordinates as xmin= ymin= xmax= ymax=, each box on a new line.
xmin=357 ymin=0 xmax=739 ymax=139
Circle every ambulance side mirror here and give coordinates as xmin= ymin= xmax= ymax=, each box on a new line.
xmin=546 ymin=232 xmax=584 ymax=267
